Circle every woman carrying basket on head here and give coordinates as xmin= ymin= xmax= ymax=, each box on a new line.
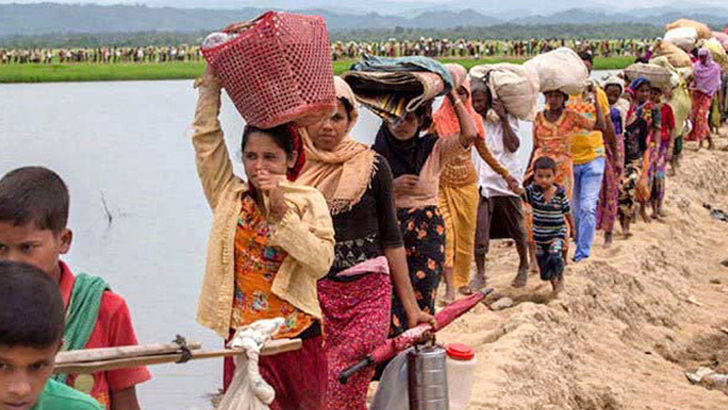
xmin=192 ymin=66 xmax=335 ymax=410
xmin=298 ymin=77 xmax=434 ymax=410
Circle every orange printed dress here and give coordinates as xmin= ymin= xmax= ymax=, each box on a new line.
xmin=524 ymin=109 xmax=595 ymax=243
xmin=230 ymin=193 xmax=313 ymax=339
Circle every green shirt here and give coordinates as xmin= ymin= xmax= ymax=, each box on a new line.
xmin=32 ymin=379 xmax=103 ymax=410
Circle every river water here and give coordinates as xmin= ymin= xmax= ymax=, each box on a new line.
xmin=0 ymin=72 xmax=608 ymax=409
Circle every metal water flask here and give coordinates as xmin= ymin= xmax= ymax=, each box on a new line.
xmin=407 ymin=345 xmax=449 ymax=410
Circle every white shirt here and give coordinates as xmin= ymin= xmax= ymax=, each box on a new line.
xmin=474 ymin=113 xmax=527 ymax=198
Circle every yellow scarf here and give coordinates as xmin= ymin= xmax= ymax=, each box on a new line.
xmin=298 ymin=77 xmax=377 ymax=215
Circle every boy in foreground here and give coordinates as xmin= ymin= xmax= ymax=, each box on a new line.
xmin=0 ymin=167 xmax=150 ymax=410
xmin=0 ymin=261 xmax=103 ymax=410
xmin=522 ymin=157 xmax=575 ymax=295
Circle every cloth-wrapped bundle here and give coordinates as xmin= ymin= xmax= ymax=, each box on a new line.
xmin=217 ymin=318 xmax=285 ymax=410
xmin=342 ymin=55 xmax=453 ymax=123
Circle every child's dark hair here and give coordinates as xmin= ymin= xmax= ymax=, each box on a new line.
xmin=0 ymin=261 xmax=65 ymax=349
xmin=533 ymin=156 xmax=557 ymax=172
xmin=0 ymin=167 xmax=69 ymax=233
xmin=241 ymin=123 xmax=305 ymax=181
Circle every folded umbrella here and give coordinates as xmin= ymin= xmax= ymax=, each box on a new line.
xmin=339 ymin=288 xmax=492 ymax=384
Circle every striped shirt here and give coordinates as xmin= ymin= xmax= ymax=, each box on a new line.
xmin=524 ymin=184 xmax=570 ymax=245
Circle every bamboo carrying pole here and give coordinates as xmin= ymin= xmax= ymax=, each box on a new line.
xmin=54 ymin=341 xmax=203 ymax=365
xmin=54 ymin=339 xmax=302 ymax=375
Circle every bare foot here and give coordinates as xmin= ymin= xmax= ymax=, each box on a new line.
xmin=603 ymin=231 xmax=613 ymax=248
xmin=468 ymin=275 xmax=486 ymax=293
xmin=640 ymin=207 xmax=651 ymax=223
xmin=440 ymin=292 xmax=455 ymax=306
xmin=511 ymin=266 xmax=529 ymax=288
xmin=458 ymin=286 xmax=472 ymax=296
xmin=552 ymin=275 xmax=565 ymax=296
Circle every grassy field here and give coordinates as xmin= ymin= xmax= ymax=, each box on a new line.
xmin=0 ymin=56 xmax=634 ymax=83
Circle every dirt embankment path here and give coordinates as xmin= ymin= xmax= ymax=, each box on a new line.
xmin=438 ymin=128 xmax=728 ymax=410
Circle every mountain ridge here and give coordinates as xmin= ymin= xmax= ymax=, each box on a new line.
xmin=0 ymin=2 xmax=726 ymax=37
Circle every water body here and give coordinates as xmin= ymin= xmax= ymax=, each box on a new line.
xmin=0 ymin=71 xmax=609 ymax=409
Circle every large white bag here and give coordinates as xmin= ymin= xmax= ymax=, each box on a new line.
xmin=469 ymin=63 xmax=539 ymax=121
xmin=666 ymin=19 xmax=711 ymax=40
xmin=523 ymin=47 xmax=589 ymax=96
xmin=664 ymin=27 xmax=698 ymax=52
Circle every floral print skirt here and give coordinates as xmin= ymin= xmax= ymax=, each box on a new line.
xmin=390 ymin=205 xmax=445 ymax=337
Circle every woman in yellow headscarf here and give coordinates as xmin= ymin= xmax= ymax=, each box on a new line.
xmin=298 ymin=77 xmax=434 ymax=410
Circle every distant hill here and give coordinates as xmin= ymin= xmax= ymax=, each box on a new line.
xmin=512 ymin=7 xmax=728 ymax=27
xmin=0 ymin=4 xmax=502 ymax=36
xmin=0 ymin=2 xmax=725 ymax=38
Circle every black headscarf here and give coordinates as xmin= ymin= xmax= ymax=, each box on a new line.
xmin=371 ymin=123 xmax=439 ymax=178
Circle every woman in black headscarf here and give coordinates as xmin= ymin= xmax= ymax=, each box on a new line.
xmin=372 ymin=83 xmax=480 ymax=336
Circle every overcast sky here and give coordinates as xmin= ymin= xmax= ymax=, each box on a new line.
xmin=2 ymin=0 xmax=727 ymax=8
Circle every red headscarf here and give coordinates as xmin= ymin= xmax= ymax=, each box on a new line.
xmin=286 ymin=125 xmax=306 ymax=181
xmin=432 ymin=64 xmax=486 ymax=139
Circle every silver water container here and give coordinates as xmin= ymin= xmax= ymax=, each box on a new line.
xmin=407 ymin=345 xmax=450 ymax=410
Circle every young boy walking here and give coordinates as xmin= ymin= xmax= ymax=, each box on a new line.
xmin=522 ymin=157 xmax=576 ymax=295
xmin=0 ymin=261 xmax=103 ymax=410
xmin=0 ymin=167 xmax=150 ymax=410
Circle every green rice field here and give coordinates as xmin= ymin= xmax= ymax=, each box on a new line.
xmin=0 ymin=56 xmax=634 ymax=83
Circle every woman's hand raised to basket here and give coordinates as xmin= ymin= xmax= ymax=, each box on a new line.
xmin=449 ymin=89 xmax=480 ymax=148
xmin=203 ymin=65 xmax=221 ymax=89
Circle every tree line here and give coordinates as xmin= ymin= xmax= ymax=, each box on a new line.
xmin=0 ymin=23 xmax=666 ymax=49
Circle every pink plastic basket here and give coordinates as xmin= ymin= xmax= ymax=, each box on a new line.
xmin=202 ymin=11 xmax=336 ymax=129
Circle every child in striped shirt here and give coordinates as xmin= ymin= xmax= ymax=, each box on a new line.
xmin=523 ymin=157 xmax=575 ymax=295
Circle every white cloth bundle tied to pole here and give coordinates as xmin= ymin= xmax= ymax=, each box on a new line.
xmin=218 ymin=318 xmax=285 ymax=410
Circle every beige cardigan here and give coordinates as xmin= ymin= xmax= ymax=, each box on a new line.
xmin=192 ymin=79 xmax=335 ymax=338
